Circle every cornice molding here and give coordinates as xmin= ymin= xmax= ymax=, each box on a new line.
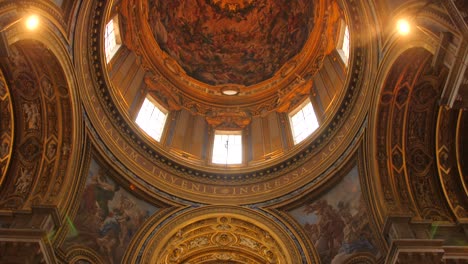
xmin=73 ymin=0 xmax=375 ymax=203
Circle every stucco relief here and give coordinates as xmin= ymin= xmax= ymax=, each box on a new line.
xmin=144 ymin=212 xmax=296 ymax=263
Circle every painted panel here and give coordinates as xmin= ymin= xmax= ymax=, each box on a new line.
xmin=148 ymin=0 xmax=316 ymax=86
xmin=64 ymin=159 xmax=159 ymax=263
xmin=288 ymin=166 xmax=380 ymax=263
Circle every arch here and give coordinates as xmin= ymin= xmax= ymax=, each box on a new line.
xmin=65 ymin=246 xmax=105 ymax=264
xmin=0 ymin=7 xmax=83 ymax=216
xmin=125 ymin=206 xmax=310 ymax=264
xmin=364 ymin=1 xmax=464 ymax=226
xmin=368 ymin=46 xmax=453 ymax=223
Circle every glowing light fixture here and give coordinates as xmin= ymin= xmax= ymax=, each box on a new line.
xmin=221 ymin=86 xmax=240 ymax=96
xmin=397 ymin=19 xmax=410 ymax=36
xmin=0 ymin=14 xmax=40 ymax=57
xmin=25 ymin=15 xmax=40 ymax=31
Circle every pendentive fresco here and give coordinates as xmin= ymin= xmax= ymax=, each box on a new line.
xmin=288 ymin=166 xmax=381 ymax=263
xmin=64 ymin=159 xmax=159 ymax=264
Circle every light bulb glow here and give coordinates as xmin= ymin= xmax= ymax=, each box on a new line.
xmin=397 ymin=19 xmax=410 ymax=36
xmin=25 ymin=15 xmax=39 ymax=31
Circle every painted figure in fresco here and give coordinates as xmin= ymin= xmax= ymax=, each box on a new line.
xmin=332 ymin=198 xmax=376 ymax=263
xmin=305 ymin=199 xmax=345 ymax=257
xmin=94 ymin=172 xmax=120 ymax=218
xmin=304 ymin=199 xmax=345 ymax=262
xmin=303 ymin=197 xmax=378 ymax=263
xmin=97 ymin=208 xmax=120 ymax=264
xmin=115 ymin=193 xmax=146 ymax=246
xmin=67 ymin=163 xmax=155 ymax=264
xmin=147 ymin=0 xmax=315 ymax=86
xmin=77 ymin=169 xmax=121 ymax=263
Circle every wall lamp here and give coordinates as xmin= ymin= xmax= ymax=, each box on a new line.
xmin=0 ymin=14 xmax=40 ymax=57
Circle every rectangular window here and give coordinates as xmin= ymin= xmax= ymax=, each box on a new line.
xmin=290 ymin=99 xmax=319 ymax=145
xmin=135 ymin=96 xmax=168 ymax=142
xmin=212 ymin=131 xmax=242 ymax=165
xmin=338 ymin=24 xmax=350 ymax=65
xmin=105 ymin=16 xmax=122 ymax=63
xmin=342 ymin=26 xmax=350 ymax=62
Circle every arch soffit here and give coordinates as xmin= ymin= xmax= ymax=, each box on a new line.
xmin=364 ymin=2 xmax=461 ymax=226
xmin=368 ymin=46 xmax=455 ymax=224
xmin=0 ymin=6 xmax=84 ymax=216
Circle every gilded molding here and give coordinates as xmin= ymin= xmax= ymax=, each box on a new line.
xmin=0 ymin=69 xmax=14 ymax=188
xmin=85 ymin=0 xmax=367 ymax=182
xmin=126 ymin=205 xmax=311 ymax=264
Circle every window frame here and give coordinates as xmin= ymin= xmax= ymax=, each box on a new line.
xmin=135 ymin=95 xmax=168 ymax=142
xmin=289 ymin=98 xmax=320 ymax=145
xmin=211 ymin=130 xmax=243 ymax=166
xmin=104 ymin=15 xmax=122 ymax=63
xmin=337 ymin=21 xmax=350 ymax=65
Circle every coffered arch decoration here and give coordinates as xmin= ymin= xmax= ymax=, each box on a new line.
xmin=0 ymin=39 xmax=75 ymax=210
xmin=373 ymin=47 xmax=453 ymax=221
xmin=362 ymin=1 xmax=466 ymax=228
xmin=126 ymin=206 xmax=311 ymax=264
xmin=0 ymin=3 xmax=85 ymax=214
xmin=0 ymin=69 xmax=13 ymax=188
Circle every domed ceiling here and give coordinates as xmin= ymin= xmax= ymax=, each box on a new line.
xmin=147 ymin=0 xmax=316 ymax=86
xmin=104 ymin=0 xmax=349 ymax=178
xmin=119 ymin=0 xmax=332 ymax=109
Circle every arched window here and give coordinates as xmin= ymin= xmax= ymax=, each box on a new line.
xmin=289 ymin=98 xmax=319 ymax=145
xmin=104 ymin=16 xmax=122 ymax=63
xmin=212 ymin=130 xmax=243 ymax=165
xmin=135 ymin=96 xmax=168 ymax=142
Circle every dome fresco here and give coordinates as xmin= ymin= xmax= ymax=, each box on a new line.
xmin=110 ymin=0 xmax=343 ymax=172
xmin=148 ymin=0 xmax=316 ymax=86
xmin=1 ymin=0 xmax=468 ymax=263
